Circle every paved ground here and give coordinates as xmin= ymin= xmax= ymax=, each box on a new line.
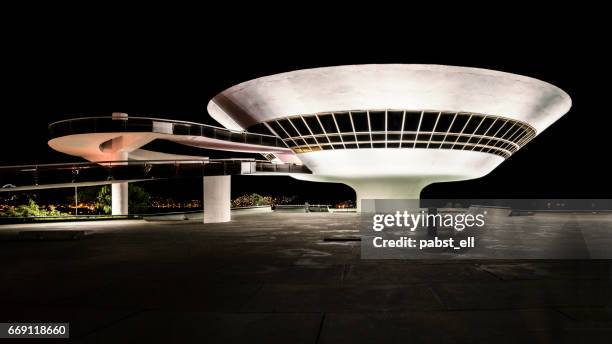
xmin=1 ymin=213 xmax=611 ymax=343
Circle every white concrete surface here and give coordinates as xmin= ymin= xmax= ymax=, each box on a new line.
xmin=111 ymin=182 xmax=129 ymax=215
xmin=207 ymin=64 xmax=572 ymax=133
xmin=292 ymin=149 xmax=504 ymax=211
xmin=49 ymin=132 xmax=291 ymax=163
xmin=203 ymin=176 xmax=231 ymax=223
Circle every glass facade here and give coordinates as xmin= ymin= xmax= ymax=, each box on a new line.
xmin=249 ymin=110 xmax=536 ymax=159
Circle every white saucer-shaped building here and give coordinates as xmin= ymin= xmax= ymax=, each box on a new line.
xmin=207 ymin=64 xmax=572 ymax=209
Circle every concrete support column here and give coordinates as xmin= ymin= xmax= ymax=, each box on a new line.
xmin=112 ymin=182 xmax=129 ymax=215
xmin=343 ymin=178 xmax=428 ymax=213
xmin=203 ymin=175 xmax=231 ymax=223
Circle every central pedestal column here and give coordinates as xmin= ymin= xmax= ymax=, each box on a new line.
xmin=341 ymin=178 xmax=429 ymax=213
xmin=203 ymin=175 xmax=231 ymax=223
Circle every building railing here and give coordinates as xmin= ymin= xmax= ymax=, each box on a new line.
xmin=48 ymin=116 xmax=288 ymax=149
xmin=0 ymin=159 xmax=310 ymax=190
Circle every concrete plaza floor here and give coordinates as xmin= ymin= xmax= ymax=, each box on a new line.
xmin=1 ymin=213 xmax=611 ymax=343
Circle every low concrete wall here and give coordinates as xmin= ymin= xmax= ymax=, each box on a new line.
xmin=273 ymin=205 xmax=331 ymax=213
xmin=231 ymin=205 xmax=273 ymax=215
xmin=142 ymin=212 xmax=196 ymax=221
xmin=142 ymin=206 xmax=272 ymax=221
xmin=308 ymin=205 xmax=330 ymax=212
xmin=329 ymin=208 xmax=357 ymax=213
xmin=274 ymin=205 xmax=308 ymax=213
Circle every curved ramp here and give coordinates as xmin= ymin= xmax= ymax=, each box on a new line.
xmin=48 ymin=116 xmax=298 ymax=163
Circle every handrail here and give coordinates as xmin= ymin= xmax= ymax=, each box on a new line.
xmin=0 ymin=159 xmax=263 ymax=171
xmin=48 ymin=116 xmax=279 ymax=138
xmin=0 ymin=159 xmax=310 ymax=190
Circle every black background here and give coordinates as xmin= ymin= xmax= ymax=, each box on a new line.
xmin=2 ymin=16 xmax=610 ymax=201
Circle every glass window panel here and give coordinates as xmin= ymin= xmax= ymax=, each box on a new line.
xmin=303 ymin=137 xmax=316 ymax=145
xmin=504 ymin=126 xmax=522 ymax=141
xmin=463 ymin=115 xmax=483 ymax=135
xmin=487 ymin=147 xmax=501 ymax=154
xmin=371 ymin=134 xmax=385 ymax=142
xmin=316 ymin=136 xmax=330 ymax=144
xmin=332 ymin=144 xmax=344 ymax=150
xmin=292 ymin=137 xmax=307 ymax=146
xmin=472 ymin=145 xmax=485 ymax=152
xmin=344 ymin=143 xmax=358 ymax=149
xmin=267 ymin=121 xmax=287 ymax=139
xmin=359 ymin=142 xmax=372 ymax=149
xmin=387 ymin=142 xmax=400 ymax=148
xmin=351 ymin=112 xmax=369 ymax=132
xmin=402 ymin=133 xmax=416 ymax=141
xmin=372 ymin=143 xmax=385 ymax=148
xmin=387 ymin=111 xmax=404 ymax=131
xmin=450 ymin=114 xmax=470 ymax=133
xmin=431 ymin=134 xmax=446 ymax=142
xmin=318 ymin=114 xmax=338 ymax=134
xmin=246 ymin=133 xmax=263 ymax=145
xmin=488 ymin=138 xmax=502 ymax=147
xmin=304 ymin=116 xmax=324 ymax=135
xmin=277 ymin=119 xmax=298 ymax=137
xmin=428 ymin=143 xmax=441 ymax=149
xmin=247 ymin=123 xmax=271 ymax=135
xmin=499 ymin=144 xmax=513 ymax=153
xmin=417 ymin=133 xmax=431 ymax=142
xmin=403 ymin=111 xmax=421 ymax=132
xmin=334 ymin=113 xmax=353 ymax=133
xmin=434 ymin=113 xmax=455 ymax=133
xmin=174 ymin=124 xmax=191 ymax=135
xmin=487 ymin=119 xmax=507 ymax=137
xmin=447 ymin=134 xmax=460 ymax=140
xmin=356 ymin=134 xmax=370 ymax=142
xmin=290 ymin=117 xmax=309 ymax=136
xmin=327 ymin=135 xmax=342 ymax=143
xmin=387 ymin=134 xmax=401 ymax=141
xmin=369 ymin=111 xmax=386 ymax=131
xmin=342 ymin=134 xmax=356 ymax=143
xmin=415 ymin=143 xmax=428 ymax=148
xmin=513 ymin=129 xmax=529 ymax=144
xmin=499 ymin=122 xmax=517 ymax=139
xmin=419 ymin=112 xmax=439 ymax=132
xmin=468 ymin=136 xmax=481 ymax=144
xmin=475 ymin=117 xmax=494 ymax=135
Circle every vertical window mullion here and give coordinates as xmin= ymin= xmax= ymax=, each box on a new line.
xmin=413 ymin=110 xmax=424 ymax=148
xmin=331 ymin=112 xmax=346 ymax=149
xmin=349 ymin=111 xmax=359 ymax=149
xmin=315 ymin=114 xmax=334 ymax=150
xmin=384 ymin=109 xmax=388 ymax=148
xmin=288 ymin=117 xmax=311 ymax=151
xmin=461 ymin=115 xmax=485 ymax=150
xmin=300 ymin=115 xmax=322 ymax=150
xmin=399 ymin=110 xmax=406 ymax=148
xmin=427 ymin=111 xmax=441 ymax=148
xmin=440 ymin=112 xmax=457 ymax=149
xmin=451 ymin=114 xmax=472 ymax=149
xmin=367 ymin=110 xmax=373 ymax=148
xmin=275 ymin=120 xmax=299 ymax=148
xmin=472 ymin=116 xmax=497 ymax=151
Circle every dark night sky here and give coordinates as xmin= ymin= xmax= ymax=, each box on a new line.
xmin=2 ymin=19 xmax=610 ymax=201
